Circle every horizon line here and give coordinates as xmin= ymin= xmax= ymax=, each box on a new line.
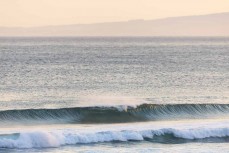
xmin=1 ymin=11 xmax=228 ymax=29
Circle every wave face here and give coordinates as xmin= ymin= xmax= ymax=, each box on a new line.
xmin=1 ymin=104 xmax=229 ymax=124
xmin=1 ymin=127 xmax=229 ymax=149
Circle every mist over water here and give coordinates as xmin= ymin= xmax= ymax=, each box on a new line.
xmin=0 ymin=37 xmax=229 ymax=152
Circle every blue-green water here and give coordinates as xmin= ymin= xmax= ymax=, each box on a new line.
xmin=0 ymin=37 xmax=229 ymax=152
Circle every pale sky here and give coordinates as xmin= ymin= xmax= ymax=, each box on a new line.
xmin=0 ymin=0 xmax=229 ymax=27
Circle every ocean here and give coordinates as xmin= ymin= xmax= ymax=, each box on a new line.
xmin=0 ymin=37 xmax=229 ymax=152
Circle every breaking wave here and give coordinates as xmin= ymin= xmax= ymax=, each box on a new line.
xmin=1 ymin=127 xmax=229 ymax=148
xmin=1 ymin=104 xmax=229 ymax=124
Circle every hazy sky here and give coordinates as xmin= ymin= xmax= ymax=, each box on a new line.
xmin=1 ymin=0 xmax=229 ymax=27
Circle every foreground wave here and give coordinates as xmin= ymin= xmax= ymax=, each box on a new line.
xmin=1 ymin=127 xmax=229 ymax=148
xmin=1 ymin=104 xmax=229 ymax=124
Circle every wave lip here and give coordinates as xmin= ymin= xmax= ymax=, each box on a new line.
xmin=1 ymin=127 xmax=229 ymax=149
xmin=1 ymin=104 xmax=229 ymax=124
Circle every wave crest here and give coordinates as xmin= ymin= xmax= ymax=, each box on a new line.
xmin=1 ymin=127 xmax=229 ymax=148
xmin=1 ymin=104 xmax=229 ymax=124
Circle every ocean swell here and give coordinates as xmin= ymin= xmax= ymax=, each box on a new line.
xmin=0 ymin=104 xmax=229 ymax=124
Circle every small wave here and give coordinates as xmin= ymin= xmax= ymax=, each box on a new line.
xmin=1 ymin=104 xmax=229 ymax=124
xmin=1 ymin=127 xmax=229 ymax=148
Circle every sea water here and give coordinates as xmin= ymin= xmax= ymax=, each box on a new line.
xmin=0 ymin=37 xmax=229 ymax=152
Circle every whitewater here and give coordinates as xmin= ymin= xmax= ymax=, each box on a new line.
xmin=1 ymin=119 xmax=229 ymax=149
xmin=0 ymin=37 xmax=229 ymax=152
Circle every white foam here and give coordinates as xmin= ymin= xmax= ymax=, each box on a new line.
xmin=1 ymin=119 xmax=229 ymax=149
xmin=0 ymin=130 xmax=144 ymax=148
xmin=78 ymin=95 xmax=149 ymax=110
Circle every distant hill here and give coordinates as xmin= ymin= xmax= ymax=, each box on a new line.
xmin=1 ymin=12 xmax=229 ymax=36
